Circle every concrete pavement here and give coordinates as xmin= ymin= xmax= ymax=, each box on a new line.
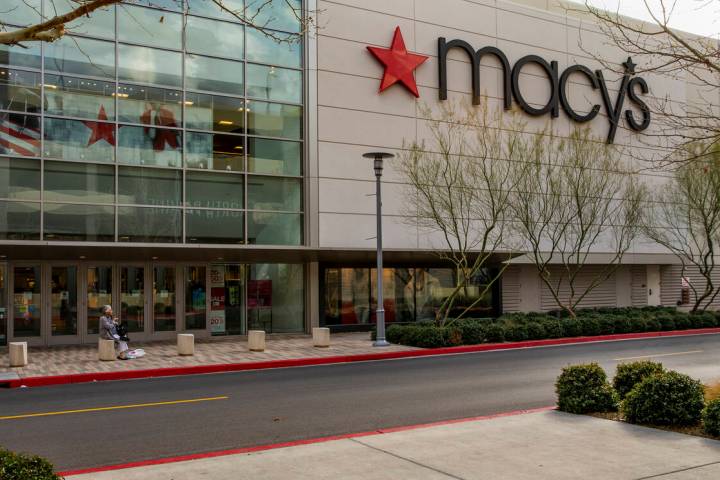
xmin=69 ymin=410 xmax=720 ymax=479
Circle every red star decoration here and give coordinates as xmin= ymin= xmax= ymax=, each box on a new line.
xmin=84 ymin=105 xmax=115 ymax=146
xmin=367 ymin=26 xmax=428 ymax=97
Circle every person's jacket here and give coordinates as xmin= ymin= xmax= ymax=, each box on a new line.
xmin=100 ymin=315 xmax=120 ymax=341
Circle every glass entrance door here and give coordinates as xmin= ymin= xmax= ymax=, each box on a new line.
xmin=87 ymin=266 xmax=112 ymax=337
xmin=153 ymin=266 xmax=176 ymax=332
xmin=121 ymin=266 xmax=145 ymax=333
xmin=12 ymin=265 xmax=42 ymax=342
xmin=49 ymin=266 xmax=79 ymax=343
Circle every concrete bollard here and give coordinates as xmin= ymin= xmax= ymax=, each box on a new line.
xmin=248 ymin=330 xmax=266 ymax=352
xmin=177 ymin=333 xmax=195 ymax=356
xmin=313 ymin=327 xmax=330 ymax=348
xmin=9 ymin=342 xmax=27 ymax=367
xmin=98 ymin=338 xmax=116 ymax=361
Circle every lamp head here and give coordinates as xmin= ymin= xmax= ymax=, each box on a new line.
xmin=362 ymin=151 xmax=395 ymax=177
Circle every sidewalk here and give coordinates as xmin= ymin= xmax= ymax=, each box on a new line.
xmin=66 ymin=409 xmax=720 ymax=479
xmin=0 ymin=333 xmax=416 ymax=380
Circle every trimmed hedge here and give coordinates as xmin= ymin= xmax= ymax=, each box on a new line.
xmin=0 ymin=448 xmax=62 ymax=480
xmin=384 ymin=307 xmax=715 ymax=348
xmin=613 ymin=361 xmax=664 ymax=399
xmin=702 ymin=398 xmax=720 ymax=437
xmin=622 ymin=371 xmax=705 ymax=426
xmin=556 ymin=363 xmax=617 ymax=414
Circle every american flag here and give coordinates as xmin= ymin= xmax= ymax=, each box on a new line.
xmin=0 ymin=113 xmax=40 ymax=157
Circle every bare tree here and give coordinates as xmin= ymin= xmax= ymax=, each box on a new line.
xmin=644 ymin=142 xmax=720 ymax=312
xmin=0 ymin=0 xmax=314 ymax=45
xmin=509 ymin=126 xmax=646 ymax=318
xmin=579 ymin=0 xmax=720 ymax=162
xmin=398 ymin=100 xmax=524 ymax=325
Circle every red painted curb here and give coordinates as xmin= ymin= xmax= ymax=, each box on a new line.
xmin=6 ymin=327 xmax=720 ymax=389
xmin=58 ymin=405 xmax=556 ymax=477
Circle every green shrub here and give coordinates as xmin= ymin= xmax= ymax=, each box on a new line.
xmin=691 ymin=311 xmax=717 ymax=328
xmin=484 ymin=323 xmax=505 ymax=343
xmin=555 ymin=363 xmax=618 ymax=414
xmin=0 ymin=448 xmax=61 ymax=480
xmin=702 ymin=398 xmax=720 ymax=437
xmin=457 ymin=321 xmax=485 ymax=345
xmin=579 ymin=316 xmax=601 ymax=336
xmin=657 ymin=313 xmax=676 ymax=331
xmin=629 ymin=316 xmax=648 ymax=332
xmin=596 ymin=316 xmax=615 ymax=335
xmin=622 ymin=371 xmax=705 ymax=426
xmin=526 ymin=322 xmax=546 ymax=340
xmin=505 ymin=324 xmax=529 ymax=342
xmin=613 ymin=361 xmax=664 ymax=399
xmin=613 ymin=316 xmax=633 ymax=334
xmin=541 ymin=318 xmax=563 ymax=338
xmin=674 ymin=312 xmax=692 ymax=330
xmin=560 ymin=317 xmax=582 ymax=337
xmin=644 ymin=317 xmax=662 ymax=332
xmin=386 ymin=324 xmax=405 ymax=344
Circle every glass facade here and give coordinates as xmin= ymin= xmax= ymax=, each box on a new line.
xmin=321 ymin=266 xmax=499 ymax=329
xmin=0 ymin=0 xmax=303 ymax=245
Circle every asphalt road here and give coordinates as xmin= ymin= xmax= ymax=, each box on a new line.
xmin=1 ymin=334 xmax=720 ymax=472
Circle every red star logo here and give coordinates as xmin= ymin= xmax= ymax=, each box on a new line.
xmin=84 ymin=105 xmax=115 ymax=146
xmin=367 ymin=27 xmax=428 ymax=97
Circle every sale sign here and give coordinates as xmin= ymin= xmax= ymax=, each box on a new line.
xmin=209 ymin=265 xmax=226 ymax=334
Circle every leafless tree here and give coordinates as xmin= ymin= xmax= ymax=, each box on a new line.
xmin=579 ymin=0 xmax=720 ymax=163
xmin=398 ymin=100 xmax=524 ymax=325
xmin=644 ymin=142 xmax=720 ymax=312
xmin=0 ymin=0 xmax=314 ymax=45
xmin=509 ymin=126 xmax=646 ymax=318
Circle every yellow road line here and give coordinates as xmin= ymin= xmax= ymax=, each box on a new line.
xmin=0 ymin=396 xmax=228 ymax=421
xmin=613 ymin=350 xmax=704 ymax=362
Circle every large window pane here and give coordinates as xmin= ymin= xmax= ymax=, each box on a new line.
xmin=118 ymin=206 xmax=181 ymax=242
xmin=370 ymin=268 xmax=415 ymax=324
xmin=117 ymin=84 xmax=182 ymax=125
xmin=44 ymin=204 xmax=115 ymax=241
xmin=44 ymin=161 xmax=114 ymax=203
xmin=119 ymin=5 xmax=182 ymax=49
xmin=46 ymin=0 xmax=115 ymax=38
xmin=1 ymin=113 xmax=40 ymax=157
xmin=153 ymin=266 xmax=176 ymax=331
xmin=247 ymin=176 xmax=301 ymax=211
xmin=121 ymin=266 xmax=144 ymax=332
xmin=0 ymin=69 xmax=42 ymax=113
xmin=246 ymin=0 xmax=301 ymax=33
xmin=5 ymin=0 xmax=41 ymax=27
xmin=51 ymin=266 xmax=78 ymax=336
xmin=44 ymin=117 xmax=114 ymax=162
xmin=43 ymin=74 xmax=115 ymax=120
xmin=247 ymin=211 xmax=301 ymax=245
xmin=186 ymin=170 xmax=243 ymax=209
xmin=185 ymin=93 xmax=244 ymax=133
xmin=118 ymin=125 xmax=182 ymax=167
xmin=118 ymin=45 xmax=182 ymax=87
xmin=248 ymin=138 xmax=300 ymax=175
xmin=186 ymin=210 xmax=244 ymax=244
xmin=13 ymin=266 xmax=41 ymax=337
xmin=87 ymin=266 xmax=112 ymax=334
xmin=0 ymin=201 xmax=40 ymax=239
xmin=247 ymin=101 xmax=301 ymax=139
xmin=0 ymin=43 xmax=41 ymax=69
xmin=186 ymin=16 xmax=244 ymax=59
xmin=247 ymin=28 xmax=301 ymax=68
xmin=187 ymin=0 xmax=243 ymax=21
xmin=45 ymin=36 xmax=115 ymax=78
xmin=185 ymin=266 xmax=207 ymax=330
xmin=0 ymin=157 xmax=40 ymax=200
xmin=185 ymin=131 xmax=244 ymax=171
xmin=185 ymin=55 xmax=243 ymax=95
xmin=248 ymin=263 xmax=303 ymax=333
xmin=118 ymin=166 xmax=181 ymax=206
xmin=247 ymin=64 xmax=301 ymax=103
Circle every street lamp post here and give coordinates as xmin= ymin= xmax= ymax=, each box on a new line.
xmin=363 ymin=151 xmax=395 ymax=347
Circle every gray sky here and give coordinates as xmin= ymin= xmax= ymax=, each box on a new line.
xmin=584 ymin=0 xmax=719 ymax=37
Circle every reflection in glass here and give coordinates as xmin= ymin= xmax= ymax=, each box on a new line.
xmin=187 ymin=0 xmax=243 ymax=21
xmin=186 ymin=16 xmax=244 ymax=59
xmin=45 ymin=36 xmax=115 ymax=78
xmin=247 ymin=27 xmax=301 ymax=68
xmin=247 ymin=176 xmax=301 ymax=212
xmin=119 ymin=5 xmax=182 ymax=49
xmin=118 ymin=206 xmax=182 ymax=243
xmin=186 ymin=210 xmax=244 ymax=244
xmin=247 ymin=138 xmax=301 ymax=176
xmin=44 ymin=161 xmax=114 ymax=203
xmin=185 ymin=131 xmax=244 ymax=171
xmin=0 ymin=69 xmax=42 ymax=113
xmin=87 ymin=266 xmax=112 ymax=334
xmin=118 ymin=44 xmax=182 ymax=87
xmin=185 ymin=54 xmax=243 ymax=95
xmin=184 ymin=93 xmax=244 ymax=133
xmin=0 ymin=266 xmax=5 ymax=346
xmin=246 ymin=0 xmax=301 ymax=32
xmin=51 ymin=266 xmax=78 ymax=336
xmin=247 ymin=101 xmax=301 ymax=139
xmin=5 ymin=0 xmax=41 ymax=27
xmin=247 ymin=211 xmax=301 ymax=245
xmin=44 ymin=203 xmax=115 ymax=241
xmin=153 ymin=266 xmax=176 ymax=331
xmin=0 ymin=201 xmax=40 ymax=240
xmin=43 ymin=74 xmax=115 ymax=120
xmin=185 ymin=266 xmax=206 ymax=330
xmin=1 ymin=112 xmax=41 ymax=157
xmin=118 ymin=166 xmax=182 ymax=206
xmin=118 ymin=125 xmax=182 ymax=167
xmin=13 ymin=266 xmax=41 ymax=337
xmin=117 ymin=84 xmax=182 ymax=125
xmin=247 ymin=64 xmax=301 ymax=103
xmin=185 ymin=170 xmax=243 ymax=209
xmin=248 ymin=263 xmax=303 ymax=333
xmin=0 ymin=42 xmax=41 ymax=69
xmin=46 ymin=0 xmax=115 ymax=38
xmin=0 ymin=157 xmax=40 ymax=201
xmin=370 ymin=268 xmax=415 ymax=324
xmin=44 ymin=117 xmax=114 ymax=162
xmin=121 ymin=266 xmax=144 ymax=332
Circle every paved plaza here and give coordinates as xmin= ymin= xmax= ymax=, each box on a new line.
xmin=0 ymin=333 xmax=416 ymax=380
